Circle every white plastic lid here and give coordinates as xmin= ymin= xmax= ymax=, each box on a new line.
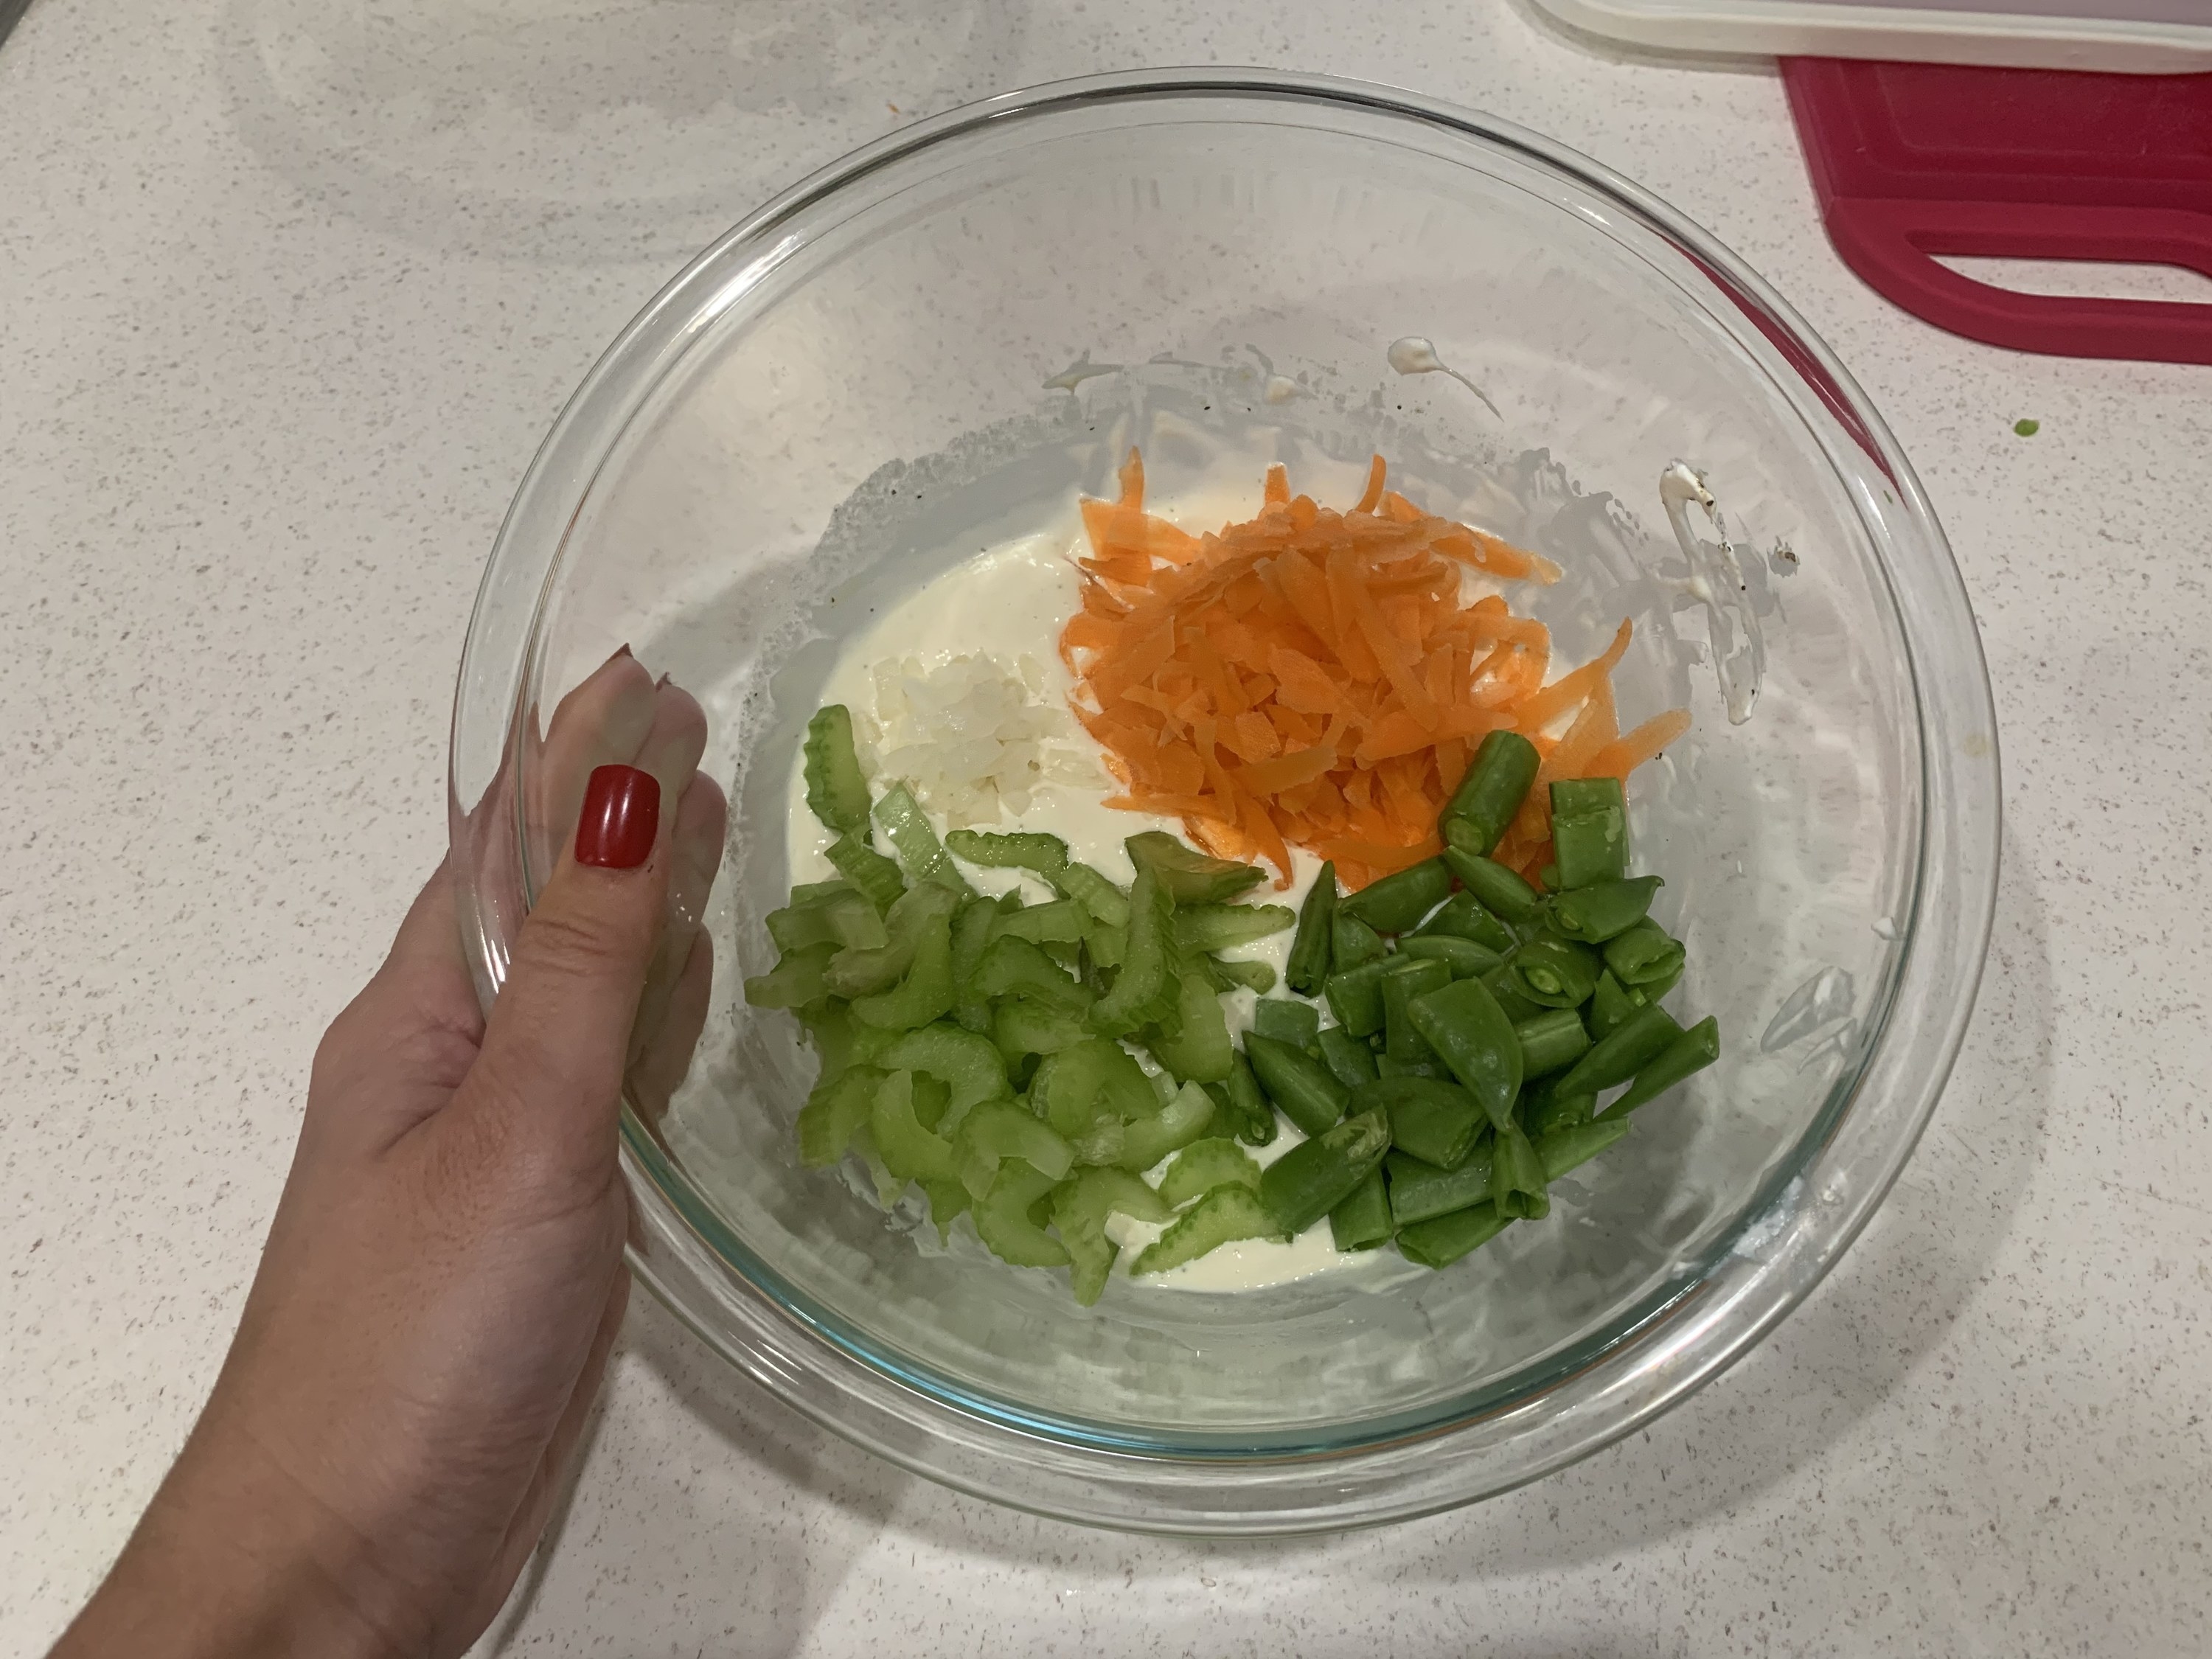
xmin=1531 ymin=0 xmax=2212 ymax=72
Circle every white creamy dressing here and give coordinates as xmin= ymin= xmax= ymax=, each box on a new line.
xmin=1386 ymin=334 xmax=1502 ymax=421
xmin=785 ymin=507 xmax=1375 ymax=1294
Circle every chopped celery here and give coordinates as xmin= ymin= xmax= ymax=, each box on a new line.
xmin=1124 ymin=831 xmax=1266 ymax=904
xmin=872 ymin=782 xmax=970 ymax=894
xmin=869 ymin=1071 xmax=959 ymax=1187
xmin=822 ymin=883 xmax=959 ymax=998
xmin=1173 ymin=902 xmax=1296 ymax=955
xmin=1157 ymin=1137 xmax=1263 ymax=1207
xmin=1114 ymin=1081 xmax=1217 ymax=1173
xmin=795 ymin=1065 xmax=884 ymax=1168
xmin=1144 ymin=970 xmax=1233 ymax=1084
xmin=850 ymin=906 xmax=954 ymax=1030
xmin=975 ymin=1159 xmax=1070 ymax=1267
xmin=954 ymin=1099 xmax=1074 ymax=1200
xmin=1051 ymin=1167 xmax=1172 ymax=1304
xmin=1089 ymin=866 xmax=1177 ymax=1036
xmin=801 ymin=705 xmax=872 ymax=835
xmin=742 ymin=941 xmax=838 ymax=1011
xmin=878 ymin=1023 xmax=1011 ymax=1134
xmin=945 ymin=827 xmax=1071 ymax=880
xmin=825 ymin=835 xmax=906 ymax=912
xmin=971 ymin=934 xmax=1093 ymax=1014
xmin=1130 ymin=1185 xmax=1286 ymax=1276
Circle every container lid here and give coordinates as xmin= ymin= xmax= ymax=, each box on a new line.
xmin=1531 ymin=0 xmax=2212 ymax=72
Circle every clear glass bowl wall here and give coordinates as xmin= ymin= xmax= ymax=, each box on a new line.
xmin=451 ymin=74 xmax=1998 ymax=1530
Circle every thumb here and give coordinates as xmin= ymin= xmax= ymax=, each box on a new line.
xmin=453 ymin=763 xmax=669 ymax=1186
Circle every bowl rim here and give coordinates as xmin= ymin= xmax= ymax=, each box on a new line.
xmin=450 ymin=65 xmax=2003 ymax=1534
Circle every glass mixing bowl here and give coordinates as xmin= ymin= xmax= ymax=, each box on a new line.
xmin=450 ymin=70 xmax=2000 ymax=1533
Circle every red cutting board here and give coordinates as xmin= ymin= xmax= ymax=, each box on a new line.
xmin=1782 ymin=58 xmax=2212 ymax=364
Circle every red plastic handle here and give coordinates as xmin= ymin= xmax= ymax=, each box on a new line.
xmin=1821 ymin=197 xmax=2212 ymax=365
xmin=1783 ymin=57 xmax=2212 ymax=365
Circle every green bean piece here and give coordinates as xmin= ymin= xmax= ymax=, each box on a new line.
xmin=879 ymin=1023 xmax=1011 ymax=1135
xmin=1604 ymin=1015 xmax=1720 ymax=1116
xmin=999 ymin=898 xmax=1087 ymax=945
xmin=1158 ymin=1137 xmax=1265 ymax=1207
xmin=1478 ymin=962 xmax=1548 ymax=1025
xmin=1442 ymin=848 xmax=1545 ymax=922
xmin=872 ymin=783 xmax=971 ymax=894
xmin=1144 ymin=969 xmax=1234 ymax=1085
xmin=944 ymin=827 xmax=1071 ymax=880
xmin=1555 ymin=1001 xmax=1682 ymax=1097
xmin=1357 ymin=1074 xmax=1486 ymax=1170
xmin=1439 ymin=729 xmax=1542 ymax=855
xmin=1124 ymin=830 xmax=1267 ymax=904
xmin=1331 ymin=914 xmax=1388 ymax=972
xmin=1175 ymin=902 xmax=1296 ymax=956
xmin=1114 ymin=1080 xmax=1218 ymax=1173
xmin=1395 ymin=934 xmax=1504 ymax=980
xmin=1550 ymin=876 xmax=1663 ymax=944
xmin=1259 ymin=1108 xmax=1392 ymax=1236
xmin=1520 ymin=1076 xmax=1597 ymax=1139
xmin=1412 ymin=888 xmax=1517 ymax=953
xmin=1548 ymin=777 xmax=1624 ymax=816
xmin=1243 ymin=1032 xmax=1349 ymax=1137
xmin=1604 ymin=917 xmax=1686 ymax=989
xmin=1506 ymin=936 xmax=1601 ymax=1010
xmin=1635 ymin=954 xmax=1685 ymax=1004
xmin=1514 ymin=1007 xmax=1593 ymax=1079
xmin=1407 ymin=977 xmax=1524 ymax=1130
xmin=1382 ymin=957 xmax=1453 ymax=1062
xmin=1329 ymin=1168 xmax=1395 ymax=1252
xmin=1488 ymin=1120 xmax=1551 ymax=1220
xmin=824 ymin=882 xmax=960 ymax=998
xmin=1375 ymin=1054 xmax=1450 ymax=1080
xmin=974 ymin=1158 xmax=1071 ymax=1267
xmin=1090 ymin=867 xmax=1178 ymax=1036
xmin=826 ymin=835 xmax=907 ymax=912
xmin=1253 ymin=997 xmax=1322 ymax=1051
xmin=1384 ymin=1143 xmax=1496 ymax=1228
xmin=801 ymin=704 xmax=873 ymax=835
xmin=1317 ymin=1025 xmax=1380 ymax=1088
xmin=1548 ymin=777 xmax=1628 ymax=888
xmin=1340 ymin=858 xmax=1454 ymax=934
xmin=1219 ymin=1048 xmax=1279 ymax=1147
xmin=1587 ymin=969 xmax=1641 ymax=1039
xmin=1397 ymin=1201 xmax=1513 ymax=1268
xmin=795 ymin=1065 xmax=885 ymax=1167
xmin=743 ymin=941 xmax=838 ymax=1011
xmin=1536 ymin=1115 xmax=1633 ymax=1181
xmin=1055 ymin=862 xmax=1130 ymax=929
xmin=1324 ymin=959 xmax=1393 ymax=1037
xmin=955 ymin=1098 xmax=1075 ymax=1199
xmin=1285 ymin=860 xmax=1338 ymax=995
xmin=1131 ymin=1184 xmax=1287 ymax=1275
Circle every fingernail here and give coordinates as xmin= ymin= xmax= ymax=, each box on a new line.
xmin=606 ymin=642 xmax=634 ymax=665
xmin=576 ymin=764 xmax=660 ymax=869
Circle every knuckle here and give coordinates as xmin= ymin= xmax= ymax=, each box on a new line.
xmin=517 ymin=902 xmax=647 ymax=986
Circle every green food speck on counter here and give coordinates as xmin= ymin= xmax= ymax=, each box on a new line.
xmin=2013 ymin=418 xmax=2040 ymax=437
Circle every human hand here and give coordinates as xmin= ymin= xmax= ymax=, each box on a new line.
xmin=54 ymin=651 xmax=726 ymax=1659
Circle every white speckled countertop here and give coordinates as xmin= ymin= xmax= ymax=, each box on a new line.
xmin=4 ymin=2 xmax=2209 ymax=1655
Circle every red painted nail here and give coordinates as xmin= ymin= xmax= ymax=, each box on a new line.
xmin=575 ymin=764 xmax=660 ymax=869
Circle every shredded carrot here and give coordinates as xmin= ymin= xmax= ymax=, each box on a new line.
xmin=1061 ymin=451 xmax=1687 ymax=887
